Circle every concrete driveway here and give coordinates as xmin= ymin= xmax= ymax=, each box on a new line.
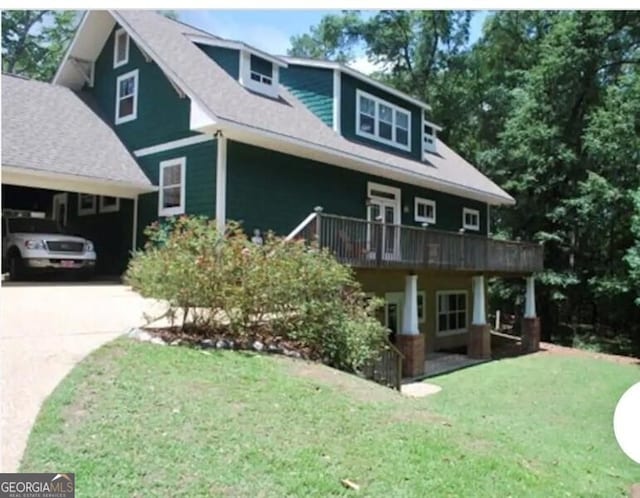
xmin=0 ymin=282 xmax=161 ymax=472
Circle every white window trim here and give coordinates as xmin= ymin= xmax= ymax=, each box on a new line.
xmin=385 ymin=291 xmax=426 ymax=328
xmin=435 ymin=290 xmax=468 ymax=337
xmin=422 ymin=112 xmax=439 ymax=157
xmin=99 ymin=196 xmax=120 ymax=213
xmin=115 ymin=69 xmax=139 ymax=125
xmin=158 ymin=157 xmax=186 ymax=217
xmin=463 ymin=207 xmax=480 ymax=231
xmin=113 ymin=28 xmax=130 ymax=69
xmin=356 ymin=89 xmax=411 ymax=152
xmin=414 ymin=197 xmax=436 ymax=224
xmin=77 ymin=194 xmax=97 ymax=216
xmin=241 ymin=50 xmax=279 ymax=99
xmin=367 ymin=182 xmax=401 ymax=202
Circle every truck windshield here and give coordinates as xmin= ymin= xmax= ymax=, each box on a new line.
xmin=7 ymin=218 xmax=62 ymax=234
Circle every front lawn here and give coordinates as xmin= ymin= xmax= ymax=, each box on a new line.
xmin=21 ymin=339 xmax=640 ymax=496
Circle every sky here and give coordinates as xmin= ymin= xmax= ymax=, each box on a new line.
xmin=178 ymin=10 xmax=489 ymax=74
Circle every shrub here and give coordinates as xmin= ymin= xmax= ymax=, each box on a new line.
xmin=125 ymin=216 xmax=388 ymax=372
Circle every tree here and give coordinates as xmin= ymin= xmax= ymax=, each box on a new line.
xmin=290 ymin=10 xmax=640 ymax=351
xmin=289 ymin=11 xmax=362 ymax=62
xmin=2 ymin=10 xmax=77 ymax=81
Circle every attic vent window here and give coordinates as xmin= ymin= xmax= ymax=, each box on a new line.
xmin=423 ymin=121 xmax=437 ymax=155
xmin=113 ymin=28 xmax=129 ymax=68
xmin=242 ymin=52 xmax=279 ymax=98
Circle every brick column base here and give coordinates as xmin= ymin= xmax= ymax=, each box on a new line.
xmin=468 ymin=324 xmax=491 ymax=359
xmin=522 ymin=317 xmax=541 ymax=353
xmin=396 ymin=334 xmax=425 ymax=378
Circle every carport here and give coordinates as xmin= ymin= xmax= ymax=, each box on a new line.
xmin=1 ymin=74 xmax=154 ymax=275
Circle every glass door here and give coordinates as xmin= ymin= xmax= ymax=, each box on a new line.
xmin=367 ymin=199 xmax=399 ymax=259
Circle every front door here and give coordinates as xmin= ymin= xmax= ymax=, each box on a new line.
xmin=52 ymin=193 xmax=68 ymax=228
xmin=384 ymin=292 xmax=403 ymax=341
xmin=367 ymin=199 xmax=400 ymax=259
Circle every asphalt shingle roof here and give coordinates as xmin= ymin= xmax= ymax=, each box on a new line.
xmin=1 ymin=74 xmax=151 ymax=188
xmin=114 ymin=10 xmax=514 ymax=205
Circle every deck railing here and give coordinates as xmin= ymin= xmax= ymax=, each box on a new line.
xmin=288 ymin=211 xmax=543 ymax=274
xmin=361 ymin=339 xmax=404 ymax=390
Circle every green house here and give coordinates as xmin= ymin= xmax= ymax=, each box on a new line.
xmin=2 ymin=10 xmax=544 ymax=376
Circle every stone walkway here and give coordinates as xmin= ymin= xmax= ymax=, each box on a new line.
xmin=424 ymin=352 xmax=488 ymax=377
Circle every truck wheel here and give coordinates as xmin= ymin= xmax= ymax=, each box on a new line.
xmin=8 ymin=252 xmax=23 ymax=281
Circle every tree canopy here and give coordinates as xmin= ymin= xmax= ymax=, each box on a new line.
xmin=1 ymin=10 xmax=77 ymax=81
xmin=290 ymin=10 xmax=640 ymax=352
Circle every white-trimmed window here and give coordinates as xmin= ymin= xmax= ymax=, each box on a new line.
xmin=113 ymin=28 xmax=129 ymax=68
xmin=463 ymin=208 xmax=480 ymax=231
xmin=436 ymin=291 xmax=468 ymax=336
xmin=414 ymin=197 xmax=436 ymax=224
xmin=115 ymin=69 xmax=138 ymax=125
xmin=100 ymin=196 xmax=120 ymax=213
xmin=423 ymin=120 xmax=437 ymax=155
xmin=159 ymin=157 xmax=186 ymax=217
xmin=368 ymin=182 xmax=401 ymax=202
xmin=356 ymin=89 xmax=411 ymax=152
xmin=77 ymin=194 xmax=97 ymax=216
xmin=241 ymin=51 xmax=280 ymax=98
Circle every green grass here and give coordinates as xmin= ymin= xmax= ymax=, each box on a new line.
xmin=21 ymin=339 xmax=640 ymax=497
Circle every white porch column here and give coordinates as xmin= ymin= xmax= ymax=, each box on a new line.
xmin=132 ymin=195 xmax=139 ymax=252
xmin=524 ymin=275 xmax=536 ymax=318
xmin=401 ymin=274 xmax=419 ymax=335
xmin=472 ymin=275 xmax=486 ymax=325
xmin=215 ymin=135 xmax=227 ymax=233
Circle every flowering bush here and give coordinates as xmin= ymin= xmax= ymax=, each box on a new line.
xmin=125 ymin=216 xmax=387 ymax=372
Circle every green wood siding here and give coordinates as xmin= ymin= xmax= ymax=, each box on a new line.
xmin=66 ymin=193 xmax=134 ymax=275
xmin=226 ymin=141 xmax=487 ymax=236
xmin=197 ymin=45 xmax=239 ymax=79
xmin=89 ymin=25 xmax=196 ymax=151
xmin=280 ymin=66 xmax=334 ymax=127
xmin=135 ymin=140 xmax=217 ymax=246
xmin=340 ymin=73 xmax=422 ymax=161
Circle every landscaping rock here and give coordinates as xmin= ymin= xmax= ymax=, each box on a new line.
xmin=170 ymin=339 xmax=182 ymax=346
xmin=150 ymin=336 xmax=167 ymax=346
xmin=128 ymin=328 xmax=152 ymax=342
xmin=252 ymin=340 xmax=264 ymax=352
xmin=200 ymin=339 xmax=215 ymax=349
xmin=283 ymin=349 xmax=302 ymax=358
xmin=267 ymin=344 xmax=283 ymax=354
xmin=215 ymin=339 xmax=227 ymax=349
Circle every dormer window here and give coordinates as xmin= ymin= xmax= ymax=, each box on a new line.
xmin=250 ymin=55 xmax=273 ymax=85
xmin=423 ymin=120 xmax=437 ymax=155
xmin=356 ymin=90 xmax=411 ymax=152
xmin=113 ymin=28 xmax=129 ymax=68
xmin=241 ymin=51 xmax=280 ymax=98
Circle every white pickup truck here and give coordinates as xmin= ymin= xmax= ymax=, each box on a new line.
xmin=2 ymin=210 xmax=97 ymax=280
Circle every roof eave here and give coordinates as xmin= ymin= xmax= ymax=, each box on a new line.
xmin=192 ymin=117 xmax=514 ymax=207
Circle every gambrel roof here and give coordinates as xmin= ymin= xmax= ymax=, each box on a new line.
xmin=55 ymin=10 xmax=514 ymax=205
xmin=1 ymin=74 xmax=152 ymax=194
